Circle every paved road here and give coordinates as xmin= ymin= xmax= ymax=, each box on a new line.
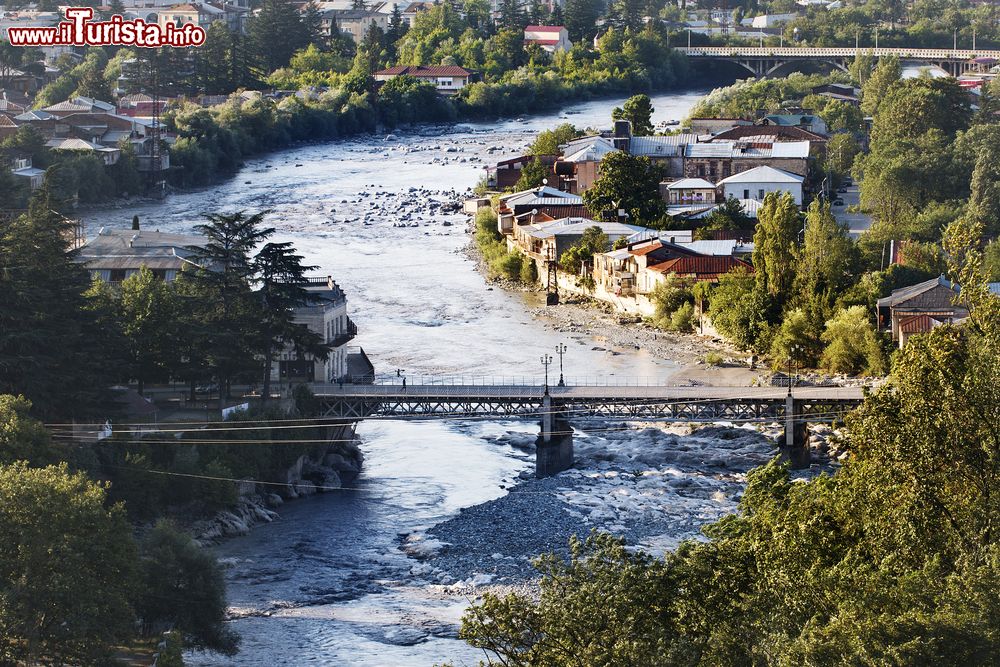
xmin=833 ymin=184 xmax=871 ymax=238
xmin=312 ymin=383 xmax=865 ymax=401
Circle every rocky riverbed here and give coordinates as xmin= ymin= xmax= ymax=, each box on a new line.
xmin=401 ymin=420 xmax=846 ymax=591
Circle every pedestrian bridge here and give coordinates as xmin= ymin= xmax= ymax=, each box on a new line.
xmin=676 ymin=46 xmax=1000 ymax=78
xmin=311 ymin=382 xmax=865 ymax=476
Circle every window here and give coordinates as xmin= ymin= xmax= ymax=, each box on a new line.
xmin=758 ymin=188 xmax=765 ymax=199
xmin=743 ymin=189 xmax=749 ymax=199
xmin=109 ymin=269 xmax=127 ymax=282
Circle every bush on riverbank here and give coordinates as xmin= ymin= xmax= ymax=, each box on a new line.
xmin=474 ymin=209 xmax=531 ymax=283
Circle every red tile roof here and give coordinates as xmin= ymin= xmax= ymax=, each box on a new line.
xmin=376 ymin=65 xmax=473 ymax=77
xmin=0 ymin=115 xmax=17 ymax=128
xmin=647 ymin=255 xmax=752 ymax=279
xmin=629 ymin=241 xmax=664 ymax=256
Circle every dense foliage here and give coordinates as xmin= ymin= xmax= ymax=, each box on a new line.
xmin=461 ymin=238 xmax=1000 ymax=663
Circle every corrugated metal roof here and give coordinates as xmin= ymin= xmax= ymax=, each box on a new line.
xmin=376 ymin=65 xmax=474 ymax=77
xmin=684 ymin=142 xmax=733 ymax=158
xmin=629 ymin=135 xmax=686 ymax=157
xmin=898 ymin=314 xmax=945 ymax=334
xmin=647 ymin=255 xmax=752 ymax=277
xmin=666 ymin=177 xmax=716 ymax=189
xmin=717 ymin=165 xmax=805 ymax=184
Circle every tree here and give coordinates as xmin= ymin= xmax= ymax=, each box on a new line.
xmin=188 ymin=211 xmax=274 ymax=408
xmin=824 ymin=132 xmax=860 ymax=183
xmin=528 ymin=123 xmax=579 ymax=156
xmin=563 ymin=0 xmax=602 ymax=41
xmin=0 ymin=190 xmax=117 ymax=419
xmin=794 ymin=199 xmax=857 ymax=324
xmin=137 ymin=521 xmax=238 ymax=655
xmin=708 ymin=269 xmax=772 ymax=351
xmin=514 ymin=157 xmax=549 ymax=191
xmin=820 ymin=305 xmax=885 ymax=375
xmin=694 ymin=197 xmax=751 ymax=240
xmin=612 ymin=94 xmax=654 ymax=136
xmin=119 ymin=267 xmax=181 ymax=394
xmin=559 ymin=226 xmax=609 ymax=273
xmin=752 ymin=191 xmax=800 ymax=300
xmin=0 ymin=395 xmax=52 ymax=465
xmin=860 ymin=55 xmax=900 ymax=118
xmin=0 ymin=461 xmax=137 ymax=665
xmin=246 ymin=0 xmax=311 ymax=75
xmin=582 ymin=152 xmax=664 ymax=224
xmin=254 ymin=242 xmax=329 ymax=401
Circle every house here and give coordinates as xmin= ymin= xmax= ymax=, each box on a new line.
xmin=523 ymin=25 xmax=572 ymax=53
xmin=710 ymin=124 xmax=828 ymax=145
xmin=554 ymin=135 xmax=616 ymax=193
xmin=682 ymin=140 xmax=811 ymax=182
xmin=76 ymin=228 xmax=206 ymax=283
xmin=661 ymin=177 xmax=718 ymax=205
xmin=876 ymin=275 xmax=967 ymax=348
xmin=811 ymin=83 xmax=861 ymax=106
xmin=624 ymin=133 xmax=687 ymax=178
xmin=0 ymin=96 xmax=27 ymax=120
xmin=0 ymin=114 xmax=18 ymax=141
xmin=9 ymin=156 xmax=45 ymax=190
xmin=488 ymin=154 xmax=558 ymax=190
xmin=717 ymin=165 xmax=805 ymax=206
xmin=46 ymin=137 xmax=121 ymax=165
xmin=373 ymin=65 xmax=476 ymax=94
xmin=750 ymin=13 xmax=799 ymax=28
xmin=646 ymin=255 xmax=752 ymax=285
xmin=273 ymin=276 xmax=357 ymax=384
xmin=321 ymin=8 xmax=388 ymax=44
xmin=511 ymin=217 xmax=646 ymax=265
xmin=760 ymin=113 xmax=828 ymax=137
xmin=496 ymin=186 xmax=587 ymax=234
xmin=401 ymin=1 xmax=434 ymax=25
xmin=157 ymin=2 xmax=227 ymax=30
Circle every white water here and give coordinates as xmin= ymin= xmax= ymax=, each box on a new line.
xmin=79 ymin=90 xmax=708 ymax=666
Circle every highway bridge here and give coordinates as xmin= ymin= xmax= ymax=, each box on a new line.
xmin=676 ymin=46 xmax=1000 ymax=78
xmin=312 ymin=382 xmax=865 ymax=475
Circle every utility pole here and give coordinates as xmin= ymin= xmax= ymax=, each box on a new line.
xmin=540 ymin=354 xmax=552 ymax=394
xmin=555 ymin=343 xmax=567 ymax=387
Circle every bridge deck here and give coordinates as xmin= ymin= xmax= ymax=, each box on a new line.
xmin=677 ymin=46 xmax=1000 ymax=59
xmin=312 ymin=384 xmax=865 ymax=421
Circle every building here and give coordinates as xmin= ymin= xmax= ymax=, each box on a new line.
xmin=682 ymin=140 xmax=811 ymax=181
xmin=511 ymin=217 xmax=646 ymax=266
xmin=373 ymin=65 xmax=476 ymax=94
xmin=321 ymin=8 xmax=388 ymax=44
xmin=716 ymin=165 xmax=805 ymax=206
xmin=488 ymin=154 xmax=558 ymax=190
xmin=274 ymin=277 xmax=357 ymax=384
xmin=661 ymin=177 xmax=717 ymax=206
xmin=760 ymin=113 xmax=828 ymax=137
xmin=10 ymin=156 xmax=45 ymax=190
xmin=76 ymin=228 xmax=206 ymax=283
xmin=401 ymin=1 xmax=434 ymax=25
xmin=710 ymin=124 xmax=828 ymax=145
xmin=553 ymin=135 xmax=616 ymax=193
xmin=876 ymin=275 xmax=967 ymax=348
xmin=496 ymin=186 xmax=588 ymax=234
xmin=523 ymin=25 xmax=572 ymax=52
xmin=687 ymin=118 xmax=752 ymax=135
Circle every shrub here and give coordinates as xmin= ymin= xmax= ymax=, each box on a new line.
xmin=703 ymin=351 xmax=724 ymax=366
xmin=820 ymin=306 xmax=886 ymax=375
xmin=670 ymin=302 xmax=696 ymax=332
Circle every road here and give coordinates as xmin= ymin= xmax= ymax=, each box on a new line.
xmin=833 ymin=183 xmax=871 ymax=237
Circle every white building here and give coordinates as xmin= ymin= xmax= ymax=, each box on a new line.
xmin=272 ymin=277 xmax=358 ymax=384
xmin=717 ymin=165 xmax=805 ymax=207
xmin=523 ymin=25 xmax=572 ymax=53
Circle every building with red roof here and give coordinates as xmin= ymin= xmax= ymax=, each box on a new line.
xmin=523 ymin=25 xmax=572 ymax=53
xmin=374 ymin=65 xmax=478 ymax=95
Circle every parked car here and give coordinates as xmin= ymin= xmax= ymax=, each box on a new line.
xmin=837 ymin=187 xmax=847 ymax=194
xmin=195 ymin=382 xmax=219 ymax=394
xmin=833 ymin=198 xmax=845 ymax=206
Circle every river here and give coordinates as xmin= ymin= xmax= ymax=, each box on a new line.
xmin=78 ymin=89 xmax=709 ymax=666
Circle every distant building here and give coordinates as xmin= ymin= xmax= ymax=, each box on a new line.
xmin=9 ymin=156 xmax=45 ymax=190
xmin=717 ymin=165 xmax=805 ymax=206
xmin=321 ymin=8 xmax=388 ymax=44
xmin=373 ymin=65 xmax=476 ymax=94
xmin=511 ymin=217 xmax=646 ymax=266
xmin=76 ymin=228 xmax=206 ymax=284
xmin=496 ymin=186 xmax=588 ymax=234
xmin=523 ymin=25 xmax=572 ymax=52
xmin=876 ymin=275 xmax=967 ymax=348
xmin=759 ymin=113 xmax=828 ymax=136
xmin=661 ymin=177 xmax=718 ymax=206
xmin=682 ymin=140 xmax=811 ymax=182
xmin=401 ymin=1 xmax=434 ymax=25
xmin=274 ymin=277 xmax=358 ymax=384
xmin=489 ymin=154 xmax=558 ymax=190
xmin=687 ymin=118 xmax=752 ymax=135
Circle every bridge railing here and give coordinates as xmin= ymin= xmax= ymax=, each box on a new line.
xmin=360 ymin=375 xmax=714 ymax=387
xmin=675 ymin=46 xmax=1000 ymax=59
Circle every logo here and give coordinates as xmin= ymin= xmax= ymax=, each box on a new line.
xmin=6 ymin=7 xmax=206 ymax=48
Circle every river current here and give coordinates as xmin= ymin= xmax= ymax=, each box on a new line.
xmin=78 ymin=90 xmax=708 ymax=666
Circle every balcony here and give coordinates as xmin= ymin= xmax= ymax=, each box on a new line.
xmin=329 ymin=317 xmax=358 ymax=347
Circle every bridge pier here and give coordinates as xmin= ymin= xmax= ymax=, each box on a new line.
xmin=537 ymin=392 xmax=574 ymax=477
xmin=782 ymin=395 xmax=810 ymax=468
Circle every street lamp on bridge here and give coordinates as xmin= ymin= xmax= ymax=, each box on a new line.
xmin=541 ymin=354 xmax=553 ymax=394
xmin=787 ymin=344 xmax=802 ymax=397
xmin=555 ymin=343 xmax=567 ymax=387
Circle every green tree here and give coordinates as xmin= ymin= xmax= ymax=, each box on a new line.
xmin=582 ymin=152 xmax=664 ymax=224
xmin=752 ymin=191 xmax=800 ymax=300
xmin=0 ymin=395 xmax=51 ymax=465
xmin=0 ymin=461 xmax=137 ymax=665
xmin=119 ymin=266 xmax=181 ymax=394
xmin=246 ymin=0 xmax=311 ymax=75
xmin=188 ymin=211 xmax=274 ymax=408
xmin=514 ymin=157 xmax=550 ymax=191
xmin=820 ymin=305 xmax=885 ymax=375
xmin=137 ymin=521 xmax=238 ymax=655
xmin=793 ymin=199 xmax=857 ymax=324
xmin=708 ymin=269 xmax=772 ymax=351
xmin=694 ymin=197 xmax=751 ymax=240
xmin=528 ymin=123 xmax=579 ymax=156
xmin=254 ymin=241 xmax=329 ymax=400
xmin=612 ymin=94 xmax=654 ymax=136
xmin=860 ymin=54 xmax=900 ymax=118
xmin=559 ymin=226 xmax=609 ymax=273
xmin=563 ymin=0 xmax=602 ymax=41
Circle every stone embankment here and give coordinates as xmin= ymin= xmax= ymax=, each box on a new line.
xmin=192 ymin=425 xmax=364 ymax=544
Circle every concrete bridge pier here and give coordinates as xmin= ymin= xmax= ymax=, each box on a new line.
xmin=536 ymin=392 xmax=574 ymax=478
xmin=781 ymin=395 xmax=810 ymax=468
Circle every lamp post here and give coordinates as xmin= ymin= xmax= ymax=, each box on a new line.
xmin=541 ymin=354 xmax=553 ymax=394
xmin=555 ymin=343 xmax=567 ymax=387
xmin=787 ymin=344 xmax=802 ymax=397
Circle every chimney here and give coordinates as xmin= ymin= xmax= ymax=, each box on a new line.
xmin=613 ymin=120 xmax=632 ymax=152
